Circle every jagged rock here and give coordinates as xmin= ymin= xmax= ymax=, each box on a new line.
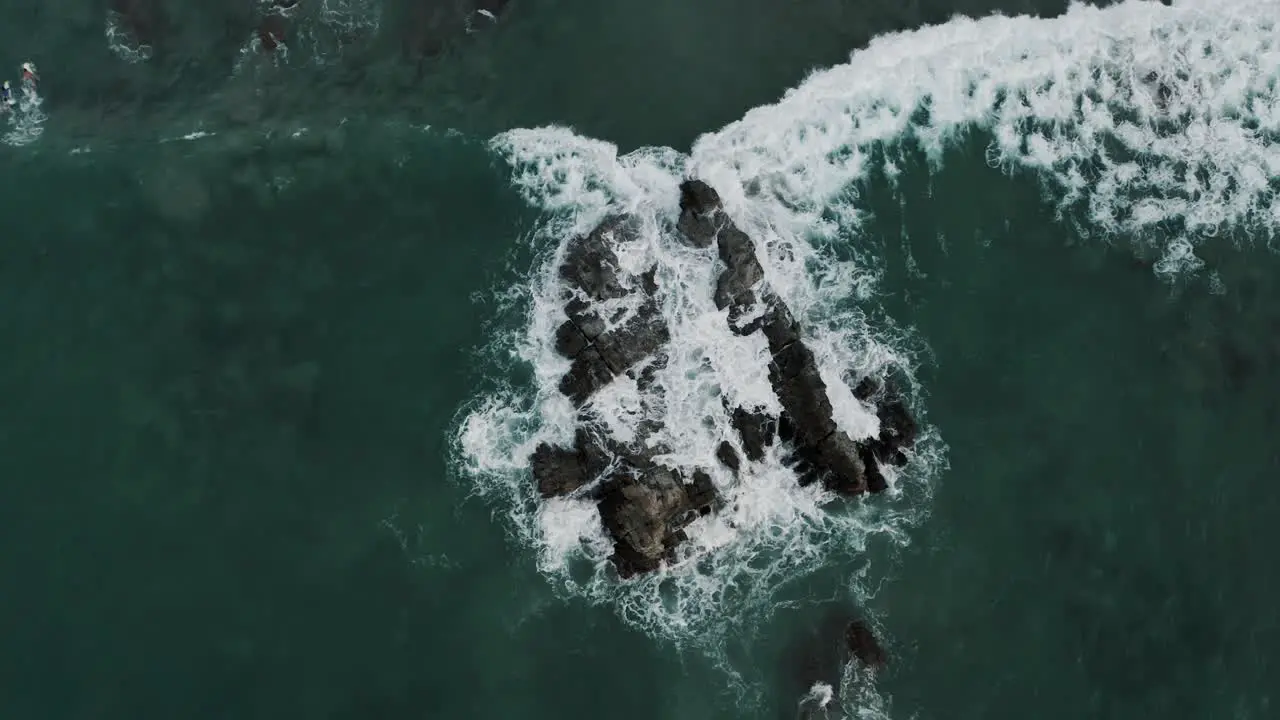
xmin=676 ymin=180 xmax=725 ymax=248
xmin=564 ymin=297 xmax=607 ymax=341
xmin=559 ymin=346 xmax=615 ymax=406
xmin=852 ymin=375 xmax=881 ymax=402
xmin=553 ymin=319 xmax=591 ymax=358
xmin=531 ymin=443 xmax=583 ymax=497
xmin=777 ymin=412 xmax=797 ymax=443
xmin=874 ymin=396 xmax=918 ymax=464
xmin=559 ymin=215 xmax=638 ymax=302
xmin=530 ymin=427 xmax=612 ymax=498
xmin=760 ymin=294 xmax=802 ymax=353
xmin=768 ymin=341 xmax=837 ymax=447
xmin=554 ymin=216 xmax=667 ymax=406
xmin=846 ymin=619 xmax=888 ymax=671
xmin=640 ymin=265 xmax=659 ymax=295
xmin=815 ymin=431 xmax=867 ymax=495
xmin=716 ymin=441 xmax=741 ymax=473
xmin=713 ymin=226 xmax=765 ymax=313
xmin=595 ymin=298 xmax=671 ymax=375
xmin=684 ymin=470 xmax=719 ymax=516
xmin=598 ymin=466 xmax=691 ymax=577
xmin=629 ymin=355 xmax=666 ymax=393
xmin=859 ymin=394 xmax=918 ymax=493
xmin=730 ymin=407 xmax=776 ymax=461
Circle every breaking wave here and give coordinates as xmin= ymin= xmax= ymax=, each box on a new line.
xmin=451 ymin=0 xmax=1280 ymax=701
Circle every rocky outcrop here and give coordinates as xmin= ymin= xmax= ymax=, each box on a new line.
xmin=786 ymin=607 xmax=890 ymax=719
xmin=529 ymin=181 xmax=918 ymax=578
xmin=554 ymin=216 xmax=671 ymax=406
xmin=530 ymin=428 xmax=611 ymax=498
xmin=676 ymin=179 xmax=916 ymax=499
xmin=731 ymin=406 xmax=777 ymax=461
xmin=845 ymin=618 xmax=888 ymax=671
xmin=597 ymin=466 xmax=720 ymax=578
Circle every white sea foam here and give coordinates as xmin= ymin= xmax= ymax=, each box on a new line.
xmin=105 ymin=10 xmax=153 ymax=64
xmin=453 ymin=0 xmax=1280 ymax=690
xmin=3 ymin=72 xmax=46 ymax=148
xmin=690 ymin=0 xmax=1280 ymax=278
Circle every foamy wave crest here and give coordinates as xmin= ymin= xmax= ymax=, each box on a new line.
xmin=452 ymin=126 xmax=942 ymax=658
xmin=691 ymin=0 xmax=1280 ymax=278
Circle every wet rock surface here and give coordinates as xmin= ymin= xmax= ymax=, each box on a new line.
xmin=786 ymin=607 xmax=890 ymax=719
xmin=530 ymin=180 xmax=918 ymax=578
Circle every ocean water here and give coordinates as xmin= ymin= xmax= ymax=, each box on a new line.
xmin=3 ymin=0 xmax=1279 ymax=718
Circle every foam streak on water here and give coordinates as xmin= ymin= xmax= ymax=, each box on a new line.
xmin=454 ymin=0 xmax=1276 ymax=700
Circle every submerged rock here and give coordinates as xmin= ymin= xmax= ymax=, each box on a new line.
xmin=845 ymin=618 xmax=888 ymax=671
xmin=784 ymin=607 xmax=889 ymax=718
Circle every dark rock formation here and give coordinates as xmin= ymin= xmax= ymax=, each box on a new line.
xmin=529 ymin=180 xmax=919 ymax=579
xmin=858 ymin=392 xmax=919 ymax=493
xmin=675 ymin=180 xmax=726 ymax=248
xmin=731 ymin=406 xmax=777 ymax=461
xmin=553 ymin=216 xmax=670 ymax=407
xmin=596 ymin=465 xmax=721 ymax=577
xmin=676 ymin=178 xmax=917 ymax=498
xmin=559 ymin=215 xmax=636 ymax=302
xmin=530 ymin=428 xmax=611 ymax=498
xmin=112 ymin=0 xmax=167 ymax=50
xmin=558 ymin=346 xmax=616 ymax=406
xmin=715 ymin=226 xmax=767 ymax=334
xmin=685 ymin=470 xmax=720 ymax=516
xmin=717 ymin=440 xmax=742 ymax=473
xmin=845 ymin=618 xmax=888 ymax=671
xmin=783 ymin=607 xmax=889 ymax=719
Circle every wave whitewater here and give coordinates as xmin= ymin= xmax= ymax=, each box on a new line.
xmin=453 ymin=0 xmax=1280 ymax=711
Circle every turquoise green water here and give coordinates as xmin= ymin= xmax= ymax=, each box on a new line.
xmin=4 ymin=1 xmax=1280 ymax=718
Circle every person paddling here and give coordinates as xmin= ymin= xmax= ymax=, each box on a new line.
xmin=1 ymin=80 xmax=13 ymax=110
xmin=21 ymin=62 xmax=37 ymax=86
